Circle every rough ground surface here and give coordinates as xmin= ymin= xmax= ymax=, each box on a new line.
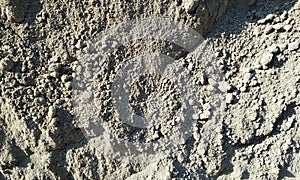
xmin=0 ymin=0 xmax=299 ymax=179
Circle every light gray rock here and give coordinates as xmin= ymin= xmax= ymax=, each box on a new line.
xmin=268 ymin=44 xmax=280 ymax=54
xmin=288 ymin=40 xmax=300 ymax=51
xmin=225 ymin=93 xmax=234 ymax=104
xmin=48 ymin=106 xmax=56 ymax=118
xmin=260 ymin=52 xmax=274 ymax=66
xmin=264 ymin=25 xmax=274 ymax=35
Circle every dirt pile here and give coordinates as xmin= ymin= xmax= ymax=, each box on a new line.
xmin=0 ymin=0 xmax=299 ymax=179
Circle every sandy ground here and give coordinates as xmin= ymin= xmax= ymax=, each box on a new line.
xmin=0 ymin=0 xmax=299 ymax=179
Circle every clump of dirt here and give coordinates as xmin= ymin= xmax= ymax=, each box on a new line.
xmin=0 ymin=0 xmax=299 ymax=179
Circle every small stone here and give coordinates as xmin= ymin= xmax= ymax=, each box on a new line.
xmin=192 ymin=113 xmax=199 ymax=120
xmin=200 ymin=111 xmax=210 ymax=120
xmin=0 ymin=57 xmax=14 ymax=73
xmin=75 ymin=40 xmax=83 ymax=49
xmin=243 ymin=73 xmax=252 ymax=83
xmin=280 ymin=11 xmax=288 ymax=21
xmin=268 ymin=44 xmax=280 ymax=54
xmin=183 ymin=0 xmax=199 ymax=13
xmin=253 ymin=27 xmax=262 ymax=37
xmin=48 ymin=106 xmax=57 ymax=118
xmin=225 ymin=93 xmax=234 ymax=104
xmin=264 ymin=25 xmax=274 ymax=35
xmin=240 ymin=86 xmax=247 ymax=92
xmin=260 ymin=52 xmax=273 ymax=66
xmin=218 ymin=81 xmax=231 ymax=92
xmin=48 ymin=63 xmax=61 ymax=72
xmin=283 ymin=24 xmax=292 ymax=32
xmin=258 ymin=14 xmax=275 ymax=24
xmin=197 ymin=146 xmax=206 ymax=155
xmin=61 ymin=74 xmax=72 ymax=83
xmin=208 ymin=78 xmax=218 ymax=87
xmin=288 ymin=40 xmax=300 ymax=51
xmin=249 ymin=80 xmax=259 ymax=87
xmin=50 ymin=72 xmax=59 ymax=78
xmin=187 ymin=63 xmax=194 ymax=71
xmin=203 ymin=103 xmax=211 ymax=110
xmin=265 ymin=14 xmax=275 ymax=21
xmin=65 ymin=82 xmax=72 ymax=89
xmin=272 ymin=23 xmax=283 ymax=31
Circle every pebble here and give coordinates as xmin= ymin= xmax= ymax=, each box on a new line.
xmin=188 ymin=63 xmax=194 ymax=71
xmin=48 ymin=63 xmax=61 ymax=72
xmin=48 ymin=106 xmax=57 ymax=118
xmin=258 ymin=14 xmax=275 ymax=24
xmin=61 ymin=74 xmax=72 ymax=83
xmin=280 ymin=11 xmax=288 ymax=22
xmin=192 ymin=113 xmax=199 ymax=120
xmin=249 ymin=80 xmax=259 ymax=87
xmin=225 ymin=93 xmax=234 ymax=104
xmin=0 ymin=57 xmax=14 ymax=73
xmin=260 ymin=52 xmax=273 ymax=66
xmin=253 ymin=27 xmax=262 ymax=37
xmin=208 ymin=78 xmax=218 ymax=87
xmin=218 ymin=81 xmax=231 ymax=92
xmin=268 ymin=44 xmax=280 ymax=54
xmin=183 ymin=0 xmax=199 ymax=13
xmin=50 ymin=72 xmax=59 ymax=78
xmin=272 ymin=24 xmax=283 ymax=31
xmin=288 ymin=40 xmax=300 ymax=51
xmin=200 ymin=111 xmax=210 ymax=120
xmin=240 ymin=86 xmax=247 ymax=92
xmin=283 ymin=24 xmax=292 ymax=32
xmin=65 ymin=82 xmax=72 ymax=89
xmin=203 ymin=103 xmax=211 ymax=110
xmin=264 ymin=25 xmax=274 ymax=35
xmin=243 ymin=73 xmax=253 ymax=83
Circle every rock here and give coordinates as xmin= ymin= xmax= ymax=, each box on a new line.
xmin=183 ymin=0 xmax=199 ymax=13
xmin=268 ymin=44 xmax=280 ymax=54
xmin=258 ymin=14 xmax=275 ymax=24
xmin=192 ymin=113 xmax=199 ymax=120
xmin=218 ymin=81 xmax=231 ymax=92
xmin=61 ymin=74 xmax=72 ymax=83
xmin=253 ymin=27 xmax=262 ymax=37
xmin=260 ymin=52 xmax=273 ymax=66
xmin=243 ymin=73 xmax=253 ymax=83
xmin=50 ymin=71 xmax=59 ymax=78
xmin=48 ymin=63 xmax=61 ymax=72
xmin=288 ymin=40 xmax=300 ymax=51
xmin=187 ymin=62 xmax=194 ymax=71
xmin=283 ymin=24 xmax=292 ymax=32
xmin=200 ymin=110 xmax=210 ymax=120
xmin=64 ymin=82 xmax=72 ymax=89
xmin=208 ymin=78 xmax=218 ymax=87
xmin=225 ymin=93 xmax=234 ymax=104
xmin=272 ymin=23 xmax=284 ymax=31
xmin=240 ymin=85 xmax=247 ymax=92
xmin=280 ymin=11 xmax=288 ymax=22
xmin=48 ymin=106 xmax=56 ymax=118
xmin=264 ymin=25 xmax=274 ymax=35
xmin=0 ymin=57 xmax=14 ymax=73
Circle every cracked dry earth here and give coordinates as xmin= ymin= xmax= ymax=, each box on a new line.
xmin=0 ymin=0 xmax=300 ymax=179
